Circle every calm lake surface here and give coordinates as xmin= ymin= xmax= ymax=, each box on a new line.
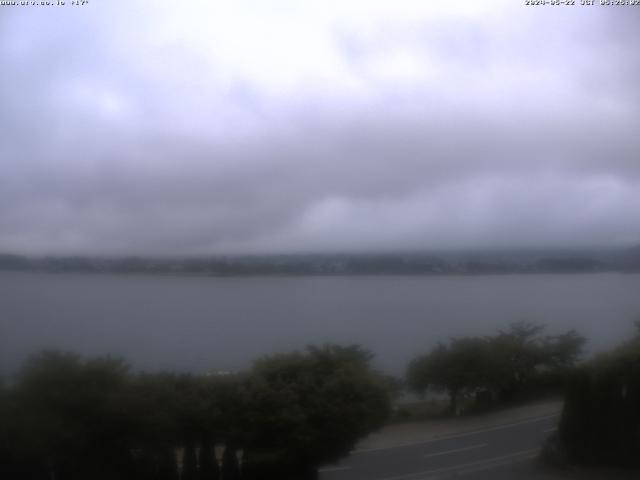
xmin=1 ymin=271 xmax=639 ymax=376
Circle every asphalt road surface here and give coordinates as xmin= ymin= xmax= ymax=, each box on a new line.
xmin=319 ymin=412 xmax=559 ymax=480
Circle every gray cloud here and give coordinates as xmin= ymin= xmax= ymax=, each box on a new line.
xmin=1 ymin=1 xmax=639 ymax=255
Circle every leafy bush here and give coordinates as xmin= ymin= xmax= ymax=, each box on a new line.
xmin=0 ymin=345 xmax=391 ymax=480
xmin=558 ymin=329 xmax=640 ymax=467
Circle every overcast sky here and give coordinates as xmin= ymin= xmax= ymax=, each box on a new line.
xmin=1 ymin=0 xmax=639 ymax=255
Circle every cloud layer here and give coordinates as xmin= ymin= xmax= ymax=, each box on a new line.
xmin=1 ymin=1 xmax=639 ymax=254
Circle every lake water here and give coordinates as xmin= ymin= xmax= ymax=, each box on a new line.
xmin=1 ymin=271 xmax=639 ymax=376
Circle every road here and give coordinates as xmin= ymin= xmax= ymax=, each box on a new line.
xmin=319 ymin=412 xmax=559 ymax=480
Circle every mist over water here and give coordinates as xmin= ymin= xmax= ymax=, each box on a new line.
xmin=2 ymin=271 xmax=639 ymax=377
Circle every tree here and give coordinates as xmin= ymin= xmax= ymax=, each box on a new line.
xmin=407 ymin=337 xmax=496 ymax=414
xmin=1 ymin=345 xmax=392 ymax=480
xmin=407 ymin=322 xmax=587 ymax=411
xmin=541 ymin=329 xmax=586 ymax=369
xmin=558 ymin=327 xmax=640 ymax=467
xmin=7 ymin=350 xmax=134 ymax=479
xmin=488 ymin=322 xmax=547 ymax=399
xmin=241 ymin=344 xmax=391 ymax=479
xmin=0 ymin=377 xmax=11 ymax=475
xmin=485 ymin=322 xmax=586 ymax=400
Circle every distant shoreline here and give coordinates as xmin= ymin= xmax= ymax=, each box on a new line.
xmin=1 ymin=247 xmax=639 ymax=278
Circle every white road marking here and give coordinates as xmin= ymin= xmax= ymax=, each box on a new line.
xmin=353 ymin=413 xmax=559 ymax=454
xmin=455 ymin=449 xmax=540 ymax=477
xmin=318 ymin=465 xmax=352 ymax=473
xmin=423 ymin=443 xmax=487 ymax=458
xmin=376 ymin=448 xmax=540 ymax=480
